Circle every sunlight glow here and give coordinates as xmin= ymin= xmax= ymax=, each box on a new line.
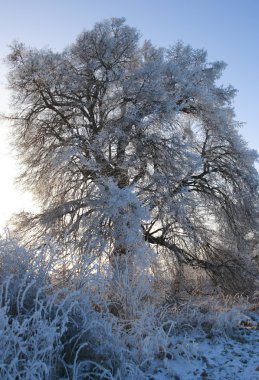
xmin=0 ymin=126 xmax=35 ymax=230
xmin=0 ymin=79 xmax=35 ymax=230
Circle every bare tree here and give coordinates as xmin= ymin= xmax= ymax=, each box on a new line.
xmin=7 ymin=18 xmax=259 ymax=292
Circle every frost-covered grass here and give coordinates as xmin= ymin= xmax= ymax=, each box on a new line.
xmin=0 ymin=236 xmax=258 ymax=379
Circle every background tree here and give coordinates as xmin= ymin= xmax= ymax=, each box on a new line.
xmin=7 ymin=18 xmax=259 ymax=293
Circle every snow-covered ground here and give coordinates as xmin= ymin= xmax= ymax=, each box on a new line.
xmin=148 ymin=306 xmax=259 ymax=380
xmin=0 ymin=238 xmax=258 ymax=379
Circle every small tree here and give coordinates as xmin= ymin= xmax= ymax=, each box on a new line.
xmin=7 ymin=18 xmax=259 ymax=293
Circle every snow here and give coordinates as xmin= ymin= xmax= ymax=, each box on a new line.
xmin=123 ymin=303 xmax=259 ymax=380
xmin=159 ymin=312 xmax=259 ymax=380
xmin=0 ymin=236 xmax=258 ymax=379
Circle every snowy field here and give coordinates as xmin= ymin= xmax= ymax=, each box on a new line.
xmin=0 ymin=237 xmax=258 ymax=379
xmin=150 ymin=305 xmax=259 ymax=380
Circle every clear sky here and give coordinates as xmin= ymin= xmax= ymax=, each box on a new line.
xmin=0 ymin=0 xmax=259 ymax=227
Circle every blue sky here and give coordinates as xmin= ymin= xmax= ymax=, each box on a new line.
xmin=1 ymin=0 xmax=259 ymax=150
xmin=0 ymin=0 xmax=259 ymax=226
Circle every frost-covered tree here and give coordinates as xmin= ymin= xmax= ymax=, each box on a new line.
xmin=7 ymin=18 xmax=259 ymax=292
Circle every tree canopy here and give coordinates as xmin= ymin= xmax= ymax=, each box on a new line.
xmin=7 ymin=18 xmax=259 ymax=293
